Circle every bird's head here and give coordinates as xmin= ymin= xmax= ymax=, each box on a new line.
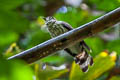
xmin=37 ymin=16 xmax=57 ymax=32
xmin=43 ymin=16 xmax=57 ymax=26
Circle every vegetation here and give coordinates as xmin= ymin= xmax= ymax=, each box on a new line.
xmin=0 ymin=0 xmax=120 ymax=80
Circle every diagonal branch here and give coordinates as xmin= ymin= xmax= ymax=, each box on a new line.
xmin=8 ymin=7 xmax=120 ymax=64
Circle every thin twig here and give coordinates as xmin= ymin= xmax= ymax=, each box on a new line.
xmin=8 ymin=7 xmax=120 ymax=64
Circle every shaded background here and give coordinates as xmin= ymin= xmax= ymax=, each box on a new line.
xmin=0 ymin=0 xmax=120 ymax=80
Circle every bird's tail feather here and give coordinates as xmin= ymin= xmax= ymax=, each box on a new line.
xmin=74 ymin=51 xmax=93 ymax=72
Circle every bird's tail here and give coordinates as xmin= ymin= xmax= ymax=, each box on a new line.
xmin=74 ymin=51 xmax=93 ymax=72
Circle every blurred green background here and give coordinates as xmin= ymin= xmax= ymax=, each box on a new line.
xmin=0 ymin=0 xmax=120 ymax=80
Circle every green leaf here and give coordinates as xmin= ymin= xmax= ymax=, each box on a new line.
xmin=0 ymin=32 xmax=19 ymax=53
xmin=88 ymin=0 xmax=120 ymax=11
xmin=106 ymin=39 xmax=120 ymax=54
xmin=110 ymin=76 xmax=120 ymax=80
xmin=39 ymin=69 xmax=68 ymax=80
xmin=85 ymin=37 xmax=105 ymax=57
xmin=0 ymin=58 xmax=34 ymax=80
xmin=0 ymin=10 xmax=29 ymax=33
xmin=55 ymin=7 xmax=100 ymax=28
xmin=69 ymin=54 xmax=115 ymax=80
xmin=0 ymin=32 xmax=18 ymax=47
xmin=9 ymin=60 xmax=34 ymax=80
xmin=41 ymin=55 xmax=65 ymax=64
xmin=0 ymin=0 xmax=32 ymax=10
xmin=55 ymin=8 xmax=90 ymax=28
xmin=24 ymin=29 xmax=50 ymax=49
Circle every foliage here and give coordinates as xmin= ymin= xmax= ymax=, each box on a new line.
xmin=69 ymin=52 xmax=115 ymax=80
xmin=88 ymin=0 xmax=120 ymax=11
xmin=0 ymin=57 xmax=33 ymax=80
xmin=0 ymin=0 xmax=120 ymax=80
xmin=110 ymin=76 xmax=120 ymax=80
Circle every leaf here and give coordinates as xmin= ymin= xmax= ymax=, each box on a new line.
xmin=0 ymin=32 xmax=18 ymax=47
xmin=0 ymin=32 xmax=19 ymax=53
xmin=24 ymin=29 xmax=51 ymax=49
xmin=0 ymin=57 xmax=34 ymax=80
xmin=55 ymin=8 xmax=89 ymax=28
xmin=33 ymin=62 xmax=68 ymax=80
xmin=110 ymin=76 xmax=120 ymax=80
xmin=85 ymin=37 xmax=105 ymax=57
xmin=106 ymin=39 xmax=120 ymax=54
xmin=55 ymin=7 xmax=100 ymax=28
xmin=88 ymin=0 xmax=120 ymax=11
xmin=41 ymin=55 xmax=65 ymax=64
xmin=39 ymin=69 xmax=68 ymax=80
xmin=9 ymin=60 xmax=34 ymax=80
xmin=0 ymin=0 xmax=32 ymax=10
xmin=0 ymin=10 xmax=29 ymax=34
xmin=37 ymin=62 xmax=68 ymax=80
xmin=37 ymin=16 xmax=46 ymax=26
xmin=69 ymin=53 xmax=115 ymax=80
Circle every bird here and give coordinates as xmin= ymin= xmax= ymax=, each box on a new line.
xmin=42 ymin=16 xmax=93 ymax=72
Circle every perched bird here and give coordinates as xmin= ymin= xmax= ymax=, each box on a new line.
xmin=42 ymin=16 xmax=93 ymax=72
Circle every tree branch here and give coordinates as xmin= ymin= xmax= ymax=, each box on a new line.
xmin=8 ymin=7 xmax=120 ymax=64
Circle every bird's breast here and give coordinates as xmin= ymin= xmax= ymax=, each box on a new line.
xmin=48 ymin=23 xmax=68 ymax=37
